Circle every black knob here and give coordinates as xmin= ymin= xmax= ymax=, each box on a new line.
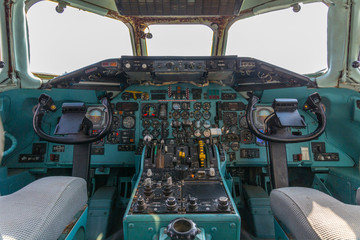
xmin=166 ymin=197 xmax=177 ymax=210
xmin=137 ymin=197 xmax=146 ymax=211
xmin=162 ymin=184 xmax=173 ymax=196
xmin=166 ymin=218 xmax=200 ymax=240
xmin=352 ymin=61 xmax=360 ymax=68
xmin=166 ymin=62 xmax=174 ymax=69
xmin=218 ymin=196 xmax=229 ymax=210
xmin=189 ymin=197 xmax=198 ymax=209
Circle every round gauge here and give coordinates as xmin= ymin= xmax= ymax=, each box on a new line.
xmin=230 ymin=126 xmax=238 ymax=134
xmin=162 ymin=121 xmax=169 ymax=128
xmin=122 ymin=116 xmax=135 ymax=129
xmin=181 ymin=111 xmax=190 ymax=120
xmin=194 ymin=129 xmax=202 ymax=138
xmin=142 ymin=119 xmax=151 ymax=129
xmin=172 ymin=121 xmax=182 ymax=128
xmin=181 ymin=102 xmax=190 ymax=110
xmin=194 ymin=111 xmax=202 ymax=120
xmin=231 ymin=142 xmax=240 ymax=151
xmin=203 ymin=111 xmax=211 ymax=120
xmin=151 ymin=129 xmax=160 ymax=138
xmin=203 ymin=120 xmax=211 ymax=129
xmin=222 ymin=143 xmax=230 ymax=152
xmin=142 ymin=129 xmax=151 ymax=137
xmin=88 ymin=108 xmax=104 ymax=125
xmin=172 ymin=102 xmax=181 ymax=111
xmin=182 ymin=120 xmax=192 ymax=126
xmin=111 ymin=116 xmax=121 ymax=130
xmin=185 ymin=130 xmax=192 ymax=138
xmin=152 ymin=120 xmax=160 ymax=129
xmin=172 ymin=111 xmax=181 ymax=120
xmin=239 ymin=116 xmax=248 ymax=129
xmin=176 ymin=130 xmax=185 ymax=139
xmin=194 ymin=120 xmax=202 ymax=128
xmin=203 ymin=102 xmax=211 ymax=110
xmin=241 ymin=129 xmax=254 ymax=144
xmin=194 ymin=102 xmax=202 ymax=110
xmin=254 ymin=107 xmax=273 ymax=129
xmin=203 ymin=129 xmax=211 ymax=138
xmin=142 ymin=104 xmax=157 ymax=118
xmin=107 ymin=131 xmax=119 ymax=144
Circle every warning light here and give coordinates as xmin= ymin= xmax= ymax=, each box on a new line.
xmin=116 ymin=132 xmax=119 ymax=136
xmin=50 ymin=105 xmax=56 ymax=111
xmin=130 ymin=139 xmax=134 ymax=142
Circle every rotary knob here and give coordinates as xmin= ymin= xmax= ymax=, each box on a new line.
xmin=166 ymin=196 xmax=177 ymax=210
xmin=189 ymin=197 xmax=198 ymax=210
xmin=136 ymin=197 xmax=146 ymax=211
xmin=217 ymin=196 xmax=229 ymax=210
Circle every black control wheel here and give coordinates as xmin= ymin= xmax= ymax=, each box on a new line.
xmin=246 ymin=92 xmax=326 ymax=143
xmin=33 ymin=93 xmax=113 ymax=144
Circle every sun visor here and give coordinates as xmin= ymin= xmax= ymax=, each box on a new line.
xmin=114 ymin=0 xmax=243 ymax=16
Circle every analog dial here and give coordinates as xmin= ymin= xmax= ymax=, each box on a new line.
xmin=203 ymin=120 xmax=211 ymax=129
xmin=203 ymin=102 xmax=211 ymax=110
xmin=194 ymin=129 xmax=202 ymax=138
xmin=193 ymin=102 xmax=202 ymax=110
xmin=194 ymin=111 xmax=202 ymax=120
xmin=203 ymin=129 xmax=211 ymax=138
xmin=231 ymin=142 xmax=240 ymax=151
xmin=181 ymin=111 xmax=190 ymax=120
xmin=203 ymin=111 xmax=211 ymax=120
xmin=122 ymin=116 xmax=135 ymax=129
xmin=142 ymin=119 xmax=151 ymax=128
xmin=172 ymin=111 xmax=181 ymax=120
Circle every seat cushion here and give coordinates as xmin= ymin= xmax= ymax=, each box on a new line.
xmin=270 ymin=187 xmax=360 ymax=240
xmin=0 ymin=176 xmax=87 ymax=240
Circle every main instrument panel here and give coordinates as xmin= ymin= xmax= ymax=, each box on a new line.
xmin=9 ymin=81 xmax=353 ymax=169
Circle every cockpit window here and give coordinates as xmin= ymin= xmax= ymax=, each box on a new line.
xmin=27 ymin=1 xmax=132 ymax=75
xmin=146 ymin=25 xmax=213 ymax=56
xmin=226 ymin=3 xmax=328 ymax=74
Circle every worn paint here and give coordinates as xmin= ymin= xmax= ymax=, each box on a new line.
xmin=106 ymin=10 xmax=236 ymax=56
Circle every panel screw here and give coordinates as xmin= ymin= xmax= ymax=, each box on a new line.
xmin=211 ymin=227 xmax=218 ymax=232
xmin=128 ymin=223 xmax=134 ymax=228
xmin=230 ymin=223 xmax=236 ymax=228
xmin=148 ymin=227 xmax=154 ymax=232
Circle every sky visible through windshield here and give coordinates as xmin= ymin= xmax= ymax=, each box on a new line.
xmin=27 ymin=1 xmax=327 ymax=75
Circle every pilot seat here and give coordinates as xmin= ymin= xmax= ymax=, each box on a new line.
xmin=0 ymin=176 xmax=88 ymax=240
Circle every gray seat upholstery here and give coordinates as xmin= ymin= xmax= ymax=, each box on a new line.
xmin=270 ymin=187 xmax=360 ymax=240
xmin=0 ymin=176 xmax=88 ymax=240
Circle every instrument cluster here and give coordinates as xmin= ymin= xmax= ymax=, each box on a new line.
xmin=82 ymin=85 xmax=274 ymax=165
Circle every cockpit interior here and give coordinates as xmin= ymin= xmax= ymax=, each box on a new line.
xmin=1 ymin=0 xmax=360 ymax=240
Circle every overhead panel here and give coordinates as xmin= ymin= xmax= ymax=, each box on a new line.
xmin=115 ymin=0 xmax=243 ymax=16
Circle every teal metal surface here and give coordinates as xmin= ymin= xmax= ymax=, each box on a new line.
xmin=158 ymin=227 xmax=209 ymax=240
xmin=65 ymin=207 xmax=88 ymax=240
xmin=86 ymin=187 xmax=116 ymax=239
xmin=242 ymin=185 xmax=274 ymax=238
xmin=274 ymin=218 xmax=290 ymax=240
xmin=0 ymin=166 xmax=35 ymax=195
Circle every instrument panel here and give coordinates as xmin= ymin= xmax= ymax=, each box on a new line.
xmin=10 ymin=83 xmax=354 ymax=169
